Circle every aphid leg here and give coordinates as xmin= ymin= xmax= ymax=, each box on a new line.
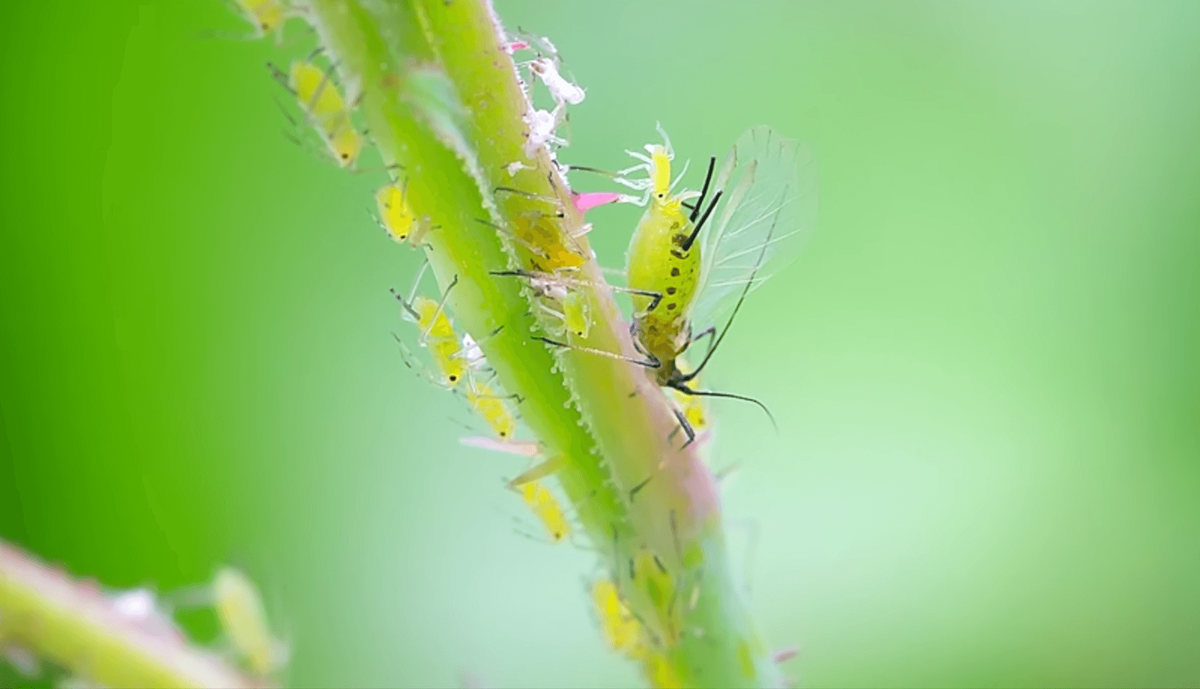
xmin=669 ymin=381 xmax=777 ymax=434
xmin=388 ymin=287 xmax=421 ymax=323
xmin=417 ymin=270 xmax=453 ymax=345
xmin=391 ymin=334 xmax=454 ymax=390
xmin=405 ymin=258 xmax=432 ymax=307
xmin=685 ymin=325 xmax=718 ymax=361
xmin=535 ymin=337 xmax=660 ymax=369
xmin=677 ymin=185 xmax=788 ymax=382
xmin=671 ymin=405 xmax=698 ymax=450
xmin=475 ymin=218 xmax=555 ymax=264
xmin=266 ymin=61 xmax=297 ymax=97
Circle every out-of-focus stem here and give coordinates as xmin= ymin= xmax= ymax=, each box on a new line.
xmin=0 ymin=539 xmax=265 ymax=689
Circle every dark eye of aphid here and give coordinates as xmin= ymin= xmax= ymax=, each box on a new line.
xmin=449 ymin=375 xmax=458 ymax=382
xmin=341 ymin=153 xmax=349 ymax=160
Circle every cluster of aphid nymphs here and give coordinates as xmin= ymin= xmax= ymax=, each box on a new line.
xmin=387 ymin=260 xmax=582 ymax=546
xmin=217 ymin=0 xmax=376 ymax=172
xmin=586 ymin=540 xmax=725 ymax=689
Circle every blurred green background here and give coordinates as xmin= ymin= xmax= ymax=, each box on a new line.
xmin=2 ymin=1 xmax=1198 ymax=687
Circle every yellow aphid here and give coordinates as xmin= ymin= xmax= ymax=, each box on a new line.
xmin=561 ymin=290 xmax=591 ymax=338
xmin=212 ymin=567 xmax=283 ymax=676
xmin=231 ymin=0 xmax=286 ymax=37
xmin=512 ymin=211 xmax=586 ymax=272
xmin=276 ymin=58 xmax=363 ymax=168
xmin=643 ymin=652 xmax=683 ymax=689
xmin=465 ymin=379 xmax=517 ymax=440
xmin=409 ymin=296 xmax=456 ymax=341
xmin=624 ymin=137 xmax=706 ymax=388
xmin=591 ymin=578 xmax=641 ymax=655
xmin=519 ymin=481 xmax=570 ymax=543
xmin=429 ymin=336 xmax=466 ymax=387
xmin=632 ymin=550 xmax=676 ymax=615
xmin=375 ymin=182 xmax=432 ymax=245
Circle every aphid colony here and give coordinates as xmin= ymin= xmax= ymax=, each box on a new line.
xmin=216 ymin=3 xmax=816 ymax=685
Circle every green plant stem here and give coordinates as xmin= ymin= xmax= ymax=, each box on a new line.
xmin=303 ymin=1 xmax=786 ymax=685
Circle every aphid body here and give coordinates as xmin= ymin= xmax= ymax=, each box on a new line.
xmin=590 ymin=578 xmax=641 ymax=655
xmin=465 ymin=378 xmax=517 ymax=441
xmin=278 ymin=58 xmax=362 ymax=167
xmin=625 ymin=142 xmax=707 ymax=386
xmin=213 ymin=566 xmax=285 ymax=676
xmin=376 ymin=182 xmax=433 ymax=246
xmin=519 ymin=480 xmax=570 ymax=543
xmin=231 ymin=0 xmax=287 ymax=37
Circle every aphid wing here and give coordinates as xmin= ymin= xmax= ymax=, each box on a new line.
xmin=691 ymin=126 xmax=817 ymax=330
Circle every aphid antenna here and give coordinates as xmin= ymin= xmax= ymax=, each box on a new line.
xmin=494 ymin=185 xmax=564 ymax=211
xmin=265 ymin=61 xmax=297 ymax=97
xmin=473 ymin=218 xmax=554 ymax=262
xmin=667 ymin=157 xmax=692 ymax=195
xmin=535 ymin=337 xmax=659 ymax=370
xmin=668 ymin=382 xmax=777 ymax=434
xmin=406 ymin=257 xmax=433 ymax=305
xmin=654 ymin=121 xmax=675 ymax=158
xmin=492 ymin=269 xmax=663 ymax=311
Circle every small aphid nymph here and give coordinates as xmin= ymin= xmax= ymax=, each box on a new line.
xmin=518 ymin=480 xmax=570 ymax=543
xmin=213 ymin=566 xmax=287 ymax=676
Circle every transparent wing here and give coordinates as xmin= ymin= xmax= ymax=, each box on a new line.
xmin=690 ymin=126 xmax=817 ymax=330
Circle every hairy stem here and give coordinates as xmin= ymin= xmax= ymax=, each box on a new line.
xmin=295 ymin=1 xmax=786 ymax=685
